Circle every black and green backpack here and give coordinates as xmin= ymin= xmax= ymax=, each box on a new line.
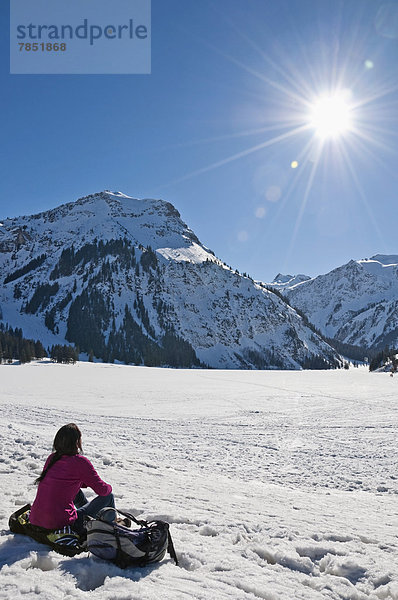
xmin=9 ymin=504 xmax=84 ymax=556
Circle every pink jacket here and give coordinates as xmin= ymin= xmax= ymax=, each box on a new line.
xmin=29 ymin=454 xmax=112 ymax=530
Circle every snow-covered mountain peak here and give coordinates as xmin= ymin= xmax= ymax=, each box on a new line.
xmin=369 ymin=254 xmax=398 ymax=266
xmin=277 ymin=253 xmax=398 ymax=350
xmin=357 ymin=255 xmax=398 ymax=280
xmin=273 ymin=273 xmax=293 ymax=284
xmin=103 ymin=190 xmax=134 ymax=199
xmin=0 ymin=191 xmax=209 ymax=263
xmin=271 ymin=273 xmax=312 ymax=289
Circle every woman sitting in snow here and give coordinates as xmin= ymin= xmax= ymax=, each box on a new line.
xmin=29 ymin=423 xmax=114 ymax=533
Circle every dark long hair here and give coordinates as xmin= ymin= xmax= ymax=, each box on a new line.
xmin=35 ymin=423 xmax=82 ymax=484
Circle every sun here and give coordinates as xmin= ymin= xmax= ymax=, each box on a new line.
xmin=309 ymin=92 xmax=353 ymax=139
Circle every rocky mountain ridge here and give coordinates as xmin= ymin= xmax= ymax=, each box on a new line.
xmin=273 ymin=255 xmax=398 ymax=351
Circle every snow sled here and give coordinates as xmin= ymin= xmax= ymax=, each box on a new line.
xmin=86 ymin=510 xmax=179 ymax=568
xmin=9 ymin=504 xmax=85 ymax=557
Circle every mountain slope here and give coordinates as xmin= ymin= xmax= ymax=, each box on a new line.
xmin=271 ymin=273 xmax=311 ymax=289
xmin=0 ymin=191 xmax=340 ymax=369
xmin=277 ymin=255 xmax=398 ymax=350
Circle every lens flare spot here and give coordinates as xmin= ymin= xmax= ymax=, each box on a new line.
xmin=237 ymin=230 xmax=248 ymax=242
xmin=255 ymin=206 xmax=266 ymax=218
xmin=291 ymin=160 xmax=299 ymax=169
xmin=364 ymin=59 xmax=374 ymax=70
xmin=265 ymin=185 xmax=281 ymax=203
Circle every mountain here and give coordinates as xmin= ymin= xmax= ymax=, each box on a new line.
xmin=0 ymin=191 xmax=340 ymax=369
xmin=271 ymin=273 xmax=311 ymax=289
xmin=276 ymin=255 xmax=398 ymax=351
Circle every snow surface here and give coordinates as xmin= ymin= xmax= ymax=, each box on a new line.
xmin=0 ymin=363 xmax=397 ymax=599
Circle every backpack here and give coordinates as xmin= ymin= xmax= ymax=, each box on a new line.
xmin=9 ymin=504 xmax=84 ymax=557
xmin=86 ymin=510 xmax=178 ymax=568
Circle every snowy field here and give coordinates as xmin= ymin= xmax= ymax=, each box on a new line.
xmin=0 ymin=363 xmax=397 ymax=600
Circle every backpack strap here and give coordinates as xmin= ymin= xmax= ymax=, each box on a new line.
xmin=117 ymin=509 xmax=148 ymax=528
xmin=167 ymin=529 xmax=179 ymax=565
xmin=112 ymin=522 xmax=130 ymax=569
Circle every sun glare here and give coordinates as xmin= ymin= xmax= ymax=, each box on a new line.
xmin=309 ymin=92 xmax=353 ymax=139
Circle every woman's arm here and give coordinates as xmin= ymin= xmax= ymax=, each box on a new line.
xmin=78 ymin=456 xmax=112 ymax=496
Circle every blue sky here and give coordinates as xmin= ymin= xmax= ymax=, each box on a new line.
xmin=1 ymin=0 xmax=398 ymax=281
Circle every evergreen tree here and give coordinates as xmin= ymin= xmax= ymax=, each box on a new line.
xmin=0 ymin=325 xmax=47 ymax=363
xmin=50 ymin=344 xmax=78 ymax=364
